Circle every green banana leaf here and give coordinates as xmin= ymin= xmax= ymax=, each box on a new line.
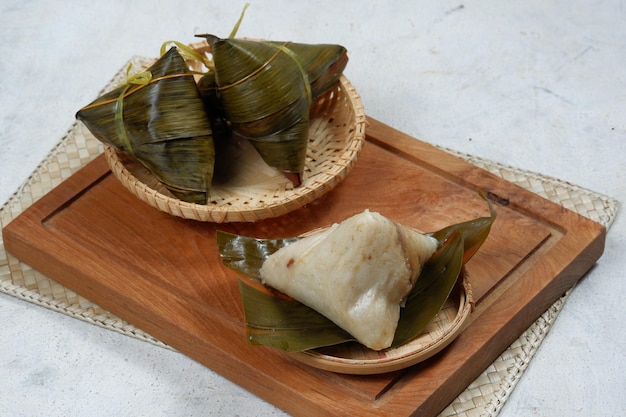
xmin=217 ymin=193 xmax=496 ymax=352
xmin=430 ymin=190 xmax=497 ymax=265
xmin=265 ymin=41 xmax=348 ymax=99
xmin=392 ymin=231 xmax=463 ymax=347
xmin=238 ymin=278 xmax=354 ymax=351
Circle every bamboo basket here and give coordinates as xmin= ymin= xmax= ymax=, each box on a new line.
xmin=104 ymin=73 xmax=366 ymax=223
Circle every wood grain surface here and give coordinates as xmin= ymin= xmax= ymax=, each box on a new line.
xmin=2 ymin=117 xmax=605 ymax=416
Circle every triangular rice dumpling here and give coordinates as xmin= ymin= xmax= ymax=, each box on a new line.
xmin=198 ymin=35 xmax=351 ymax=187
xmin=76 ymin=47 xmax=215 ymax=204
xmin=200 ymin=35 xmax=310 ymax=186
xmin=259 ymin=210 xmax=439 ymax=350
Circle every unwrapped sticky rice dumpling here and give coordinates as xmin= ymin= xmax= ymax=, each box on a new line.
xmin=259 ymin=210 xmax=439 ymax=350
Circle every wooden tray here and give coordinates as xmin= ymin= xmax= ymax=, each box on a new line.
xmin=2 ymin=117 xmax=605 ymax=416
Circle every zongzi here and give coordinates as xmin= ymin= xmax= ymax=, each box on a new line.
xmin=196 ymin=35 xmax=348 ymax=187
xmin=76 ymin=47 xmax=216 ymax=204
xmin=198 ymin=35 xmax=310 ymax=187
xmin=258 ymin=210 xmax=439 ymax=350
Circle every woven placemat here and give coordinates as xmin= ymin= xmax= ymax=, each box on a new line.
xmin=0 ymin=58 xmax=619 ymax=417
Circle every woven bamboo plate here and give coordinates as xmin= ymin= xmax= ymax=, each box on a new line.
xmin=104 ymin=74 xmax=366 ymax=223
xmin=290 ymin=270 xmax=473 ymax=375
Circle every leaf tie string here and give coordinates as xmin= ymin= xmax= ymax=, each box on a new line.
xmin=159 ymin=40 xmax=213 ymax=71
xmin=114 ymin=64 xmax=153 ymax=155
xmin=229 ymin=3 xmax=250 ymax=38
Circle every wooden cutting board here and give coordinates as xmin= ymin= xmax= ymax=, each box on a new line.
xmin=2 ymin=117 xmax=605 ymax=416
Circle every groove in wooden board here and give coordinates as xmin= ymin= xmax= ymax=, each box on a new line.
xmin=2 ymin=117 xmax=606 ymax=416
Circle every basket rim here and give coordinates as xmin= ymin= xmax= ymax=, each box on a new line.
xmin=104 ymin=75 xmax=366 ymax=222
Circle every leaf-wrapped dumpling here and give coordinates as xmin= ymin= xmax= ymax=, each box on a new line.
xmin=259 ymin=210 xmax=439 ymax=350
xmin=197 ymin=35 xmax=348 ymax=187
xmin=76 ymin=47 xmax=216 ymax=204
